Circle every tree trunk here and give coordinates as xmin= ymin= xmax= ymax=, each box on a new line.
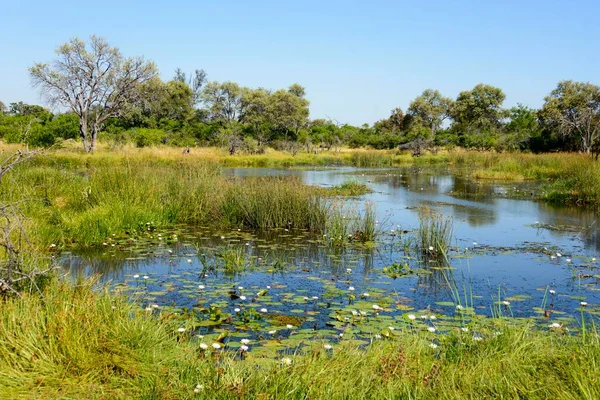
xmin=79 ymin=119 xmax=90 ymax=152
xmin=90 ymin=125 xmax=98 ymax=153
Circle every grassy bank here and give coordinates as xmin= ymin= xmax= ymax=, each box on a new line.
xmin=1 ymin=278 xmax=598 ymax=399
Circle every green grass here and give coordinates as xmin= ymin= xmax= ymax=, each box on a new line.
xmin=416 ymin=207 xmax=453 ymax=260
xmin=1 ymin=277 xmax=599 ymax=399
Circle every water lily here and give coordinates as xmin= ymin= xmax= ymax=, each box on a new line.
xmin=177 ymin=327 xmax=186 ymax=333
xmin=456 ymin=305 xmax=464 ymax=310
xmin=427 ymin=327 xmax=436 ymax=333
xmin=549 ymin=289 xmax=556 ymax=295
xmin=566 ymin=258 xmax=572 ymax=263
xmin=429 ymin=315 xmax=437 ymax=320
xmin=420 ymin=315 xmax=427 ymax=320
xmin=281 ymin=357 xmax=292 ymax=365
xmin=220 ymin=236 xmax=225 ymax=239
xmin=143 ymin=275 xmax=149 ymax=280
xmin=428 ymin=246 xmax=434 ymax=251
xmin=348 ymin=286 xmax=355 ymax=291
xmin=133 ymin=274 xmax=140 ymax=279
xmin=346 ymin=268 xmax=352 ymax=273
xmin=212 ymin=343 xmax=221 ymax=349
xmin=267 ymin=285 xmax=271 ymax=289
xmin=580 ymin=301 xmax=588 ymax=307
xmin=372 ymin=304 xmax=383 ymax=311
xmin=502 ymin=301 xmax=510 ymax=306
xmin=408 ymin=314 xmax=416 ymax=320
xmin=303 ymin=296 xmax=309 ymax=301
xmin=199 ymin=343 xmax=208 ymax=350
xmin=152 ymin=304 xmax=159 ymax=309
xmin=593 ymin=258 xmax=597 ymax=262
xmin=461 ymin=327 xmax=469 ymax=332
xmin=312 ymin=296 xmax=319 ymax=300
xmin=556 ymin=252 xmax=562 ymax=257
xmin=549 ymin=323 xmax=561 ymax=328
xmin=429 ymin=343 xmax=438 ymax=349
xmin=324 ymin=344 xmax=333 ymax=350
xmin=268 ymin=330 xmax=277 ymax=335
xmin=145 ymin=307 xmax=152 ymax=312
xmin=260 ymin=308 xmax=267 ymax=313
xmin=240 ymin=345 xmax=249 ymax=352
xmin=234 ymin=308 xmax=241 ymax=312
xmin=198 ymin=285 xmax=205 ymax=290
xmin=241 ymin=339 xmax=250 ymax=345
xmin=238 ymin=286 xmax=244 ymax=290
xmin=362 ymin=292 xmax=370 ymax=297
xmin=286 ymin=324 xmax=294 ymax=329
xmin=388 ymin=326 xmax=395 ymax=331
xmin=240 ymin=296 xmax=247 ymax=300
xmin=187 ymin=259 xmax=192 ymax=263
xmin=194 ymin=384 xmax=204 ymax=393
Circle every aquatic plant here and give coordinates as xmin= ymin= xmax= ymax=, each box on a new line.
xmin=416 ymin=207 xmax=453 ymax=261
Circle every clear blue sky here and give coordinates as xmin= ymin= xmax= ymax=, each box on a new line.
xmin=1 ymin=0 xmax=599 ymax=125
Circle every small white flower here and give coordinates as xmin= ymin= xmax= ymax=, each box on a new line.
xmin=348 ymin=286 xmax=355 ymax=291
xmin=193 ymin=384 xmax=204 ymax=393
xmin=549 ymin=290 xmax=556 ymax=295
xmin=303 ymin=296 xmax=309 ymax=301
xmin=268 ymin=330 xmax=277 ymax=335
xmin=420 ymin=315 xmax=427 ymax=320
xmin=260 ymin=308 xmax=267 ymax=313
xmin=143 ymin=275 xmax=149 ymax=280
xmin=556 ymin=252 xmax=562 ymax=257
xmin=177 ymin=327 xmax=186 ymax=333
xmin=234 ymin=308 xmax=241 ymax=312
xmin=241 ymin=339 xmax=250 ymax=345
xmin=238 ymin=286 xmax=244 ymax=290
xmin=372 ymin=304 xmax=383 ymax=311
xmin=456 ymin=305 xmax=464 ymax=310
xmin=240 ymin=345 xmax=249 ymax=352
xmin=388 ymin=326 xmax=395 ymax=331
xmin=549 ymin=323 xmax=561 ymax=328
xmin=346 ymin=268 xmax=352 ymax=273
xmin=102 ymin=242 xmax=108 ymax=246
xmin=198 ymin=285 xmax=205 ymax=290
xmin=312 ymin=296 xmax=319 ymax=300
xmin=266 ymin=285 xmax=271 ymax=289
xmin=187 ymin=259 xmax=192 ymax=263
xmin=429 ymin=343 xmax=438 ymax=349
xmin=592 ymin=258 xmax=597 ymax=262
xmin=429 ymin=315 xmax=437 ymax=320
xmin=473 ymin=242 xmax=477 ymax=246
xmin=152 ymin=304 xmax=159 ymax=309
xmin=502 ymin=301 xmax=510 ymax=306
xmin=281 ymin=357 xmax=292 ymax=365
xmin=145 ymin=307 xmax=152 ymax=312
xmin=240 ymin=296 xmax=247 ymax=300
xmin=581 ymin=302 xmax=588 ymax=307
xmin=428 ymin=327 xmax=436 ymax=333
xmin=286 ymin=324 xmax=294 ymax=329
xmin=199 ymin=343 xmax=208 ymax=350
xmin=566 ymin=258 xmax=572 ymax=263
xmin=212 ymin=343 xmax=221 ymax=349
xmin=324 ymin=344 xmax=333 ymax=350
xmin=220 ymin=236 xmax=225 ymax=239
xmin=133 ymin=274 xmax=140 ymax=279
xmin=428 ymin=246 xmax=434 ymax=251
xmin=408 ymin=314 xmax=416 ymax=320
xmin=461 ymin=327 xmax=469 ymax=332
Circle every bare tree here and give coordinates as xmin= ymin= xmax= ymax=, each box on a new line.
xmin=174 ymin=68 xmax=207 ymax=106
xmin=30 ymin=35 xmax=157 ymax=152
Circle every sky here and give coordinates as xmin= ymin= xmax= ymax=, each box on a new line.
xmin=1 ymin=0 xmax=599 ymax=125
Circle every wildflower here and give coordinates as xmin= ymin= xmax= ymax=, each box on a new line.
xmin=241 ymin=339 xmax=250 ymax=345
xmin=549 ymin=323 xmax=561 ymax=328
xmin=240 ymin=345 xmax=249 ymax=352
xmin=260 ymin=308 xmax=267 ymax=313
xmin=281 ymin=357 xmax=292 ymax=365
xmin=428 ymin=327 xmax=436 ymax=333
xmin=580 ymin=302 xmax=588 ymax=307
xmin=177 ymin=327 xmax=186 ymax=333
xmin=408 ymin=314 xmax=416 ymax=320
xmin=133 ymin=274 xmax=140 ymax=279
xmin=212 ymin=343 xmax=221 ymax=349
xmin=429 ymin=343 xmax=438 ymax=349
xmin=268 ymin=330 xmax=277 ymax=335
xmin=194 ymin=384 xmax=204 ymax=393
xmin=324 ymin=344 xmax=333 ymax=350
xmin=234 ymin=308 xmax=241 ymax=312
xmin=240 ymin=296 xmax=247 ymax=300
xmin=286 ymin=324 xmax=294 ymax=329
xmin=372 ymin=304 xmax=383 ymax=311
xmin=199 ymin=343 xmax=208 ymax=350
xmin=549 ymin=289 xmax=556 ymax=295
xmin=461 ymin=327 xmax=469 ymax=332
xmin=198 ymin=285 xmax=205 ymax=290
xmin=145 ymin=307 xmax=152 ymax=312
xmin=348 ymin=286 xmax=355 ymax=291
xmin=428 ymin=246 xmax=434 ymax=251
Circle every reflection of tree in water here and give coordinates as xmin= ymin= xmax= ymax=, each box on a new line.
xmin=538 ymin=203 xmax=600 ymax=252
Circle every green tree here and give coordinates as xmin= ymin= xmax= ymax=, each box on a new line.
xmin=241 ymin=87 xmax=272 ymax=145
xmin=407 ymin=89 xmax=453 ymax=138
xmin=451 ymin=84 xmax=506 ymax=130
xmin=540 ymin=80 xmax=600 ymax=154
xmin=202 ymin=81 xmax=243 ymax=124
xmin=174 ymin=68 xmax=207 ymax=106
xmin=502 ymin=104 xmax=540 ymax=151
xmin=30 ymin=35 xmax=157 ymax=152
xmin=268 ymin=86 xmax=309 ymax=140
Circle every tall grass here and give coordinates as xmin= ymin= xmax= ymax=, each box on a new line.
xmin=416 ymin=207 xmax=453 ymax=260
xmin=1 ymin=277 xmax=599 ymax=399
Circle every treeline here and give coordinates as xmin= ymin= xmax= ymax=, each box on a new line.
xmin=1 ymin=36 xmax=599 ymax=155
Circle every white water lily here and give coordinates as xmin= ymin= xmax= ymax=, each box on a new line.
xmin=187 ymin=259 xmax=192 ymax=263
xmin=420 ymin=315 xmax=427 ymax=319
xmin=152 ymin=304 xmax=159 ymax=309
xmin=240 ymin=296 xmax=247 ymax=300
xmin=220 ymin=236 xmax=225 ymax=239
xmin=303 ymin=296 xmax=309 ymax=301
xmin=461 ymin=327 xmax=469 ymax=332
xmin=199 ymin=343 xmax=208 ymax=350
xmin=428 ymin=246 xmax=434 ymax=251
xmin=241 ymin=339 xmax=250 ymax=345
xmin=362 ymin=292 xmax=370 ymax=297
xmin=429 ymin=315 xmax=437 ymax=320
xmin=593 ymin=258 xmax=597 ymax=262
xmin=177 ymin=327 xmax=186 ymax=333
xmin=194 ymin=384 xmax=204 ymax=393
xmin=556 ymin=252 xmax=562 ymax=257
xmin=234 ymin=308 xmax=241 ymax=312
xmin=145 ymin=307 xmax=152 ymax=312
xmin=549 ymin=323 xmax=561 ymax=328
xmin=346 ymin=268 xmax=352 ymax=273
xmin=408 ymin=314 xmax=416 ymax=320
xmin=133 ymin=274 xmax=140 ymax=278
xmin=312 ymin=296 xmax=319 ymax=300
xmin=286 ymin=324 xmax=294 ymax=329
xmin=268 ymin=330 xmax=277 ymax=335
xmin=348 ymin=286 xmax=355 ymax=291
xmin=372 ymin=304 xmax=383 ymax=311
xmin=324 ymin=344 xmax=333 ymax=350
xmin=388 ymin=326 xmax=395 ymax=331
xmin=260 ymin=308 xmax=267 ymax=313
xmin=427 ymin=327 xmax=436 ymax=333
xmin=549 ymin=289 xmax=556 ymax=295
xmin=212 ymin=343 xmax=221 ymax=349
xmin=456 ymin=305 xmax=464 ymax=310
xmin=502 ymin=301 xmax=510 ymax=306
xmin=143 ymin=275 xmax=149 ymax=280
xmin=281 ymin=357 xmax=292 ymax=365
xmin=240 ymin=345 xmax=249 ymax=352
xmin=566 ymin=258 xmax=572 ymax=263
xmin=581 ymin=302 xmax=588 ymax=307
xmin=198 ymin=285 xmax=205 ymax=290
xmin=429 ymin=343 xmax=438 ymax=349
xmin=267 ymin=285 xmax=271 ymax=289
xmin=238 ymin=286 xmax=244 ymax=290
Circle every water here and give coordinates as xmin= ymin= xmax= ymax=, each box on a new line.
xmin=59 ymin=167 xmax=600 ymax=347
